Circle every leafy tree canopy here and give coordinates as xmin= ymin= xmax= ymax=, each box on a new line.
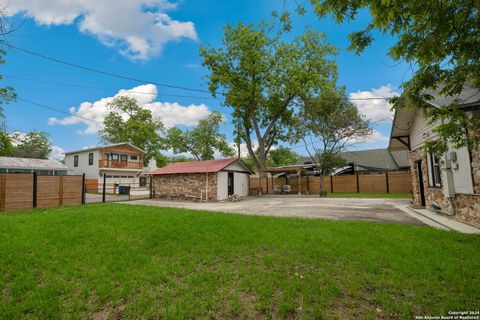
xmin=0 ymin=49 xmax=15 ymax=121
xmin=155 ymin=154 xmax=196 ymax=168
xmin=100 ymin=96 xmax=165 ymax=164
xmin=201 ymin=20 xmax=338 ymax=170
xmin=165 ymin=111 xmax=234 ymax=160
xmin=290 ymin=88 xmax=371 ymax=195
xmin=0 ymin=130 xmax=13 ymax=156
xmin=307 ymin=0 xmax=480 ymax=153
xmin=10 ymin=131 xmax=52 ymax=159
xmin=267 ymin=146 xmax=299 ymax=167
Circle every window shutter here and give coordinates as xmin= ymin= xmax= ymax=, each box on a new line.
xmin=426 ymin=153 xmax=433 ymax=187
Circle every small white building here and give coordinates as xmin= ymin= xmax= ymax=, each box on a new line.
xmin=64 ymin=143 xmax=155 ymax=185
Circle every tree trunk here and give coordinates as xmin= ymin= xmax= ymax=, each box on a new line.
xmin=318 ymin=166 xmax=326 ymax=197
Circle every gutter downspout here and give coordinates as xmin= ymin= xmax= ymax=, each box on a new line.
xmin=205 ymin=172 xmax=208 ymax=202
xmin=442 ymin=157 xmax=457 ymax=215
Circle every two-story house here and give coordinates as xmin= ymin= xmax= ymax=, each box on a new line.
xmin=64 ymin=142 xmax=155 ymax=186
xmin=389 ymin=84 xmax=480 ymax=226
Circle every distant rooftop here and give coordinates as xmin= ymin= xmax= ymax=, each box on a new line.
xmin=64 ymin=142 xmax=145 ymax=155
xmin=0 ymin=157 xmax=69 ymax=171
xmin=296 ymin=149 xmax=409 ymax=171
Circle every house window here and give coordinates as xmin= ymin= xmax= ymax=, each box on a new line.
xmin=429 ymin=153 xmax=442 ymax=188
xmin=120 ymin=155 xmax=128 ymax=162
xmin=131 ymin=155 xmax=138 ymax=160
xmin=74 ymin=155 xmax=79 ymax=167
xmin=88 ymin=153 xmax=94 ymax=165
xmin=111 ymin=154 xmax=119 ymax=161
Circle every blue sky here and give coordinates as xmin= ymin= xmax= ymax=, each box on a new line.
xmin=2 ymin=0 xmax=411 ymax=159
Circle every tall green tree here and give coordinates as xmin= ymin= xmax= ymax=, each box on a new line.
xmin=100 ymin=96 xmax=165 ymax=164
xmin=307 ymin=0 xmax=480 ymax=153
xmin=291 ymin=89 xmax=371 ymax=196
xmin=201 ymin=21 xmax=338 ymax=170
xmin=0 ymin=49 xmax=16 ymax=122
xmin=11 ymin=131 xmax=52 ymax=159
xmin=166 ymin=111 xmax=234 ymax=160
xmin=0 ymin=131 xmax=13 ymax=156
xmin=155 ymin=154 xmax=196 ymax=168
xmin=267 ymin=146 xmax=299 ymax=167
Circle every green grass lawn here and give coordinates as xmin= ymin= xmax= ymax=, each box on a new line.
xmin=0 ymin=204 xmax=478 ymax=319
xmin=327 ymin=192 xmax=412 ymax=198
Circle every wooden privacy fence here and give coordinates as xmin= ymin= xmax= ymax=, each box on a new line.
xmin=250 ymin=172 xmax=412 ymax=195
xmin=0 ymin=173 xmax=84 ymax=212
xmin=85 ymin=179 xmax=99 ymax=193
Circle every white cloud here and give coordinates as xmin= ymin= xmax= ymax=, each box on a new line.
xmin=349 ymin=85 xmax=400 ymax=123
xmin=8 ymin=132 xmax=25 ymax=146
xmin=185 ymin=63 xmax=200 ymax=69
xmin=8 ymin=0 xmax=197 ymax=60
xmin=48 ymin=84 xmax=212 ymax=134
xmin=227 ymin=141 xmax=258 ymax=158
xmin=349 ymin=129 xmax=390 ymax=145
xmin=49 ymin=145 xmax=65 ymax=161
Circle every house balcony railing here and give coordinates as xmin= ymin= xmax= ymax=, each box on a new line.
xmin=99 ymin=159 xmax=144 ymax=170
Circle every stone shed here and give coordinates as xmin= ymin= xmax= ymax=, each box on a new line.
xmin=149 ymin=158 xmax=251 ymax=201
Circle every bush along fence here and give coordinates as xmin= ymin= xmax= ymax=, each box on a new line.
xmin=249 ymin=172 xmax=412 ymax=195
xmin=0 ymin=173 xmax=154 ymax=212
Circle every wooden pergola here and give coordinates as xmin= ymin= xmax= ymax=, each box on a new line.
xmin=258 ymin=166 xmax=310 ymax=195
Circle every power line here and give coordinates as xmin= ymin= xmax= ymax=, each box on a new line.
xmin=2 ymin=43 xmax=396 ymax=102
xmin=5 ymin=73 xmax=393 ymax=102
xmin=2 ymin=42 xmax=216 ymax=95
xmin=16 ymin=97 xmax=103 ymax=124
xmin=3 ymin=74 xmax=222 ymax=100
xmin=286 ymin=116 xmax=392 ymax=151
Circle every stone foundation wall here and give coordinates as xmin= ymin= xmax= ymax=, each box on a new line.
xmin=152 ymin=173 xmax=218 ymax=201
xmin=456 ymin=194 xmax=480 ymax=225
xmin=409 ymin=147 xmax=480 ymax=226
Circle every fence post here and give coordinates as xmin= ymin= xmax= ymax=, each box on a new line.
xmin=102 ymin=174 xmax=106 ymax=203
xmin=385 ymin=171 xmax=390 ymax=194
xmin=149 ymin=175 xmax=153 ymax=199
xmin=59 ymin=176 xmax=64 ymax=206
xmin=81 ymin=173 xmax=86 ymax=204
xmin=128 ymin=183 xmax=131 ymax=201
xmin=32 ymin=172 xmax=38 ymax=208
xmin=356 ymin=173 xmax=360 ymax=193
xmin=330 ymin=174 xmax=334 ymax=193
xmin=0 ymin=174 xmax=5 ymax=211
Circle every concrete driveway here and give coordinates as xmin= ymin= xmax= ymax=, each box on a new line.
xmin=125 ymin=195 xmax=424 ymax=225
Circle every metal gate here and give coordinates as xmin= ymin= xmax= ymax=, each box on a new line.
xmin=84 ymin=175 xmax=152 ymax=204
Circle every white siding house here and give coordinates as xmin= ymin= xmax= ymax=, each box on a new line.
xmin=64 ymin=143 xmax=155 ymax=185
xmin=389 ymin=84 xmax=480 ymax=225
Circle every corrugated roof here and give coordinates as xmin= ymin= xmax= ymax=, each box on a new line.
xmin=64 ymin=142 xmax=145 ymax=155
xmin=149 ymin=158 xmax=243 ymax=175
xmin=0 ymin=157 xmax=70 ymax=171
xmin=297 ymin=149 xmax=406 ymax=171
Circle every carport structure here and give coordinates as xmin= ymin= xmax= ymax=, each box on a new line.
xmin=258 ymin=165 xmax=310 ymax=195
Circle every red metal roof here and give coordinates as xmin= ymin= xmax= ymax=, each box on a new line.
xmin=148 ymin=158 xmax=242 ymax=175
